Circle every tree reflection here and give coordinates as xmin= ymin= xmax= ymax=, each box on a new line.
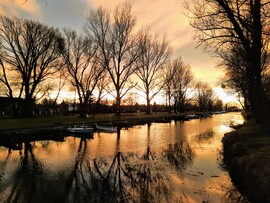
xmin=52 ymin=129 xmax=134 ymax=202
xmin=91 ymin=152 xmax=133 ymax=202
xmin=128 ymin=159 xmax=174 ymax=202
xmin=0 ymin=150 xmax=12 ymax=189
xmin=60 ymin=130 xmax=189 ymax=202
xmin=62 ymin=138 xmax=92 ymax=202
xmin=163 ymin=141 xmax=194 ymax=170
xmin=4 ymin=142 xmax=45 ymax=203
xmin=127 ymin=123 xmax=175 ymax=202
xmin=193 ymin=129 xmax=214 ymax=143
xmin=94 ymin=123 xmax=181 ymax=202
xmin=82 ymin=124 xmax=180 ymax=202
xmin=0 ymin=124 xmax=237 ymax=203
xmin=142 ymin=123 xmax=155 ymax=161
xmin=86 ymin=129 xmax=134 ymax=202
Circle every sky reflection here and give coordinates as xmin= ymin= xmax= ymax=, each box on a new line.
xmin=0 ymin=113 xmax=247 ymax=202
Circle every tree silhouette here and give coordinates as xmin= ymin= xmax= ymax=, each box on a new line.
xmin=135 ymin=29 xmax=172 ymax=114
xmin=61 ymin=29 xmax=104 ymax=117
xmin=186 ymin=0 xmax=270 ymax=126
xmin=4 ymin=142 xmax=46 ymax=202
xmin=195 ymin=82 xmax=216 ymax=111
xmin=170 ymin=58 xmax=194 ymax=113
xmin=84 ymin=3 xmax=143 ymax=116
xmin=0 ymin=16 xmax=63 ymax=117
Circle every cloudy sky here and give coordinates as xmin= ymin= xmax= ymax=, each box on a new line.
xmin=0 ymin=0 xmax=236 ymax=103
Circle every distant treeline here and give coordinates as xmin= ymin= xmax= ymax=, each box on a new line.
xmin=0 ymin=96 xmax=240 ymax=117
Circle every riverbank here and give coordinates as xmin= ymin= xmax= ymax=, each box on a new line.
xmin=222 ymin=122 xmax=270 ymax=203
xmin=0 ymin=112 xmax=187 ymax=134
xmin=0 ymin=112 xmax=187 ymax=149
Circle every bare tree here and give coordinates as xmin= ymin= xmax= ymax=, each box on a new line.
xmin=0 ymin=16 xmax=63 ymax=117
xmin=218 ymin=41 xmax=251 ymax=111
xmin=171 ymin=58 xmax=194 ymax=113
xmin=45 ymin=67 xmax=67 ymax=115
xmin=135 ymin=30 xmax=172 ymax=114
xmin=163 ymin=58 xmax=194 ymax=113
xmin=84 ymin=3 xmax=143 ymax=116
xmin=220 ymin=42 xmax=270 ymax=111
xmin=195 ymin=82 xmax=216 ymax=112
xmin=0 ymin=59 xmax=12 ymax=97
xmin=61 ymin=29 xmax=103 ymax=117
xmin=94 ymin=71 xmax=110 ymax=113
xmin=185 ymin=0 xmax=270 ymax=125
xmin=163 ymin=60 xmax=177 ymax=113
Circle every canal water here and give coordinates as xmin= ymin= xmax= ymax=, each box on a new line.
xmin=0 ymin=112 xmax=247 ymax=202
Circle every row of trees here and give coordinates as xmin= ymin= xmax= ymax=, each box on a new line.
xmin=0 ymin=3 xmax=220 ymax=117
xmin=186 ymin=0 xmax=270 ymax=126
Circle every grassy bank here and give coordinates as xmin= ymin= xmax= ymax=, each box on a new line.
xmin=0 ymin=112 xmax=185 ymax=132
xmin=222 ymin=122 xmax=270 ymax=203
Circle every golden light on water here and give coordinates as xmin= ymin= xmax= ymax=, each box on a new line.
xmin=0 ymin=113 xmax=246 ymax=201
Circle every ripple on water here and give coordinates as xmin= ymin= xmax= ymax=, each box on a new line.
xmin=0 ymin=112 xmax=248 ymax=202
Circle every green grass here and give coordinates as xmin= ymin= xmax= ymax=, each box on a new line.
xmin=0 ymin=112 xmax=183 ymax=131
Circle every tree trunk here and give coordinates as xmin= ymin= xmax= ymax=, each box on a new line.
xmin=179 ymin=97 xmax=185 ymax=113
xmin=173 ymin=98 xmax=177 ymax=113
xmin=146 ymin=89 xmax=151 ymax=114
xmin=168 ymin=91 xmax=171 ymax=113
xmin=21 ymin=82 xmax=34 ymax=117
xmin=116 ymin=90 xmax=121 ymax=116
xmin=80 ymin=102 xmax=86 ymax=117
xmin=21 ymin=97 xmax=34 ymax=117
xmin=247 ymin=73 xmax=270 ymax=127
xmin=9 ymin=95 xmax=19 ymax=118
xmin=95 ymin=97 xmax=101 ymax=113
xmin=247 ymin=0 xmax=270 ymax=128
xmin=12 ymin=102 xmax=19 ymax=118
xmin=79 ymin=96 xmax=90 ymax=117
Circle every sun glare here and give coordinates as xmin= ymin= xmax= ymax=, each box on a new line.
xmin=213 ymin=87 xmax=238 ymax=103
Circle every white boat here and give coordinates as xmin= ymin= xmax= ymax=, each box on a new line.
xmin=185 ymin=114 xmax=200 ymax=119
xmin=67 ymin=125 xmax=94 ymax=134
xmin=94 ymin=123 xmax=117 ymax=132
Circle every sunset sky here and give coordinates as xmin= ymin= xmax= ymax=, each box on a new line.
xmin=0 ymin=0 xmax=237 ymax=104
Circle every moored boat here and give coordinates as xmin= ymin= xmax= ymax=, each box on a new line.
xmin=66 ymin=125 xmax=94 ymax=134
xmin=94 ymin=123 xmax=117 ymax=133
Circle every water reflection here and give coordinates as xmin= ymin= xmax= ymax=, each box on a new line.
xmin=163 ymin=142 xmax=194 ymax=170
xmin=0 ymin=113 xmax=247 ymax=202
xmin=4 ymin=142 xmax=45 ymax=202
xmin=193 ymin=129 xmax=214 ymax=143
xmin=142 ymin=123 xmax=155 ymax=160
xmin=0 ymin=129 xmax=193 ymax=202
xmin=64 ymin=138 xmax=90 ymax=202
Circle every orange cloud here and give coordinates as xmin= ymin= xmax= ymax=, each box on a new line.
xmin=131 ymin=0 xmax=190 ymax=47
xmin=87 ymin=0 xmax=225 ymax=93
xmin=0 ymin=0 xmax=40 ymax=17
xmin=88 ymin=0 xmax=193 ymax=50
